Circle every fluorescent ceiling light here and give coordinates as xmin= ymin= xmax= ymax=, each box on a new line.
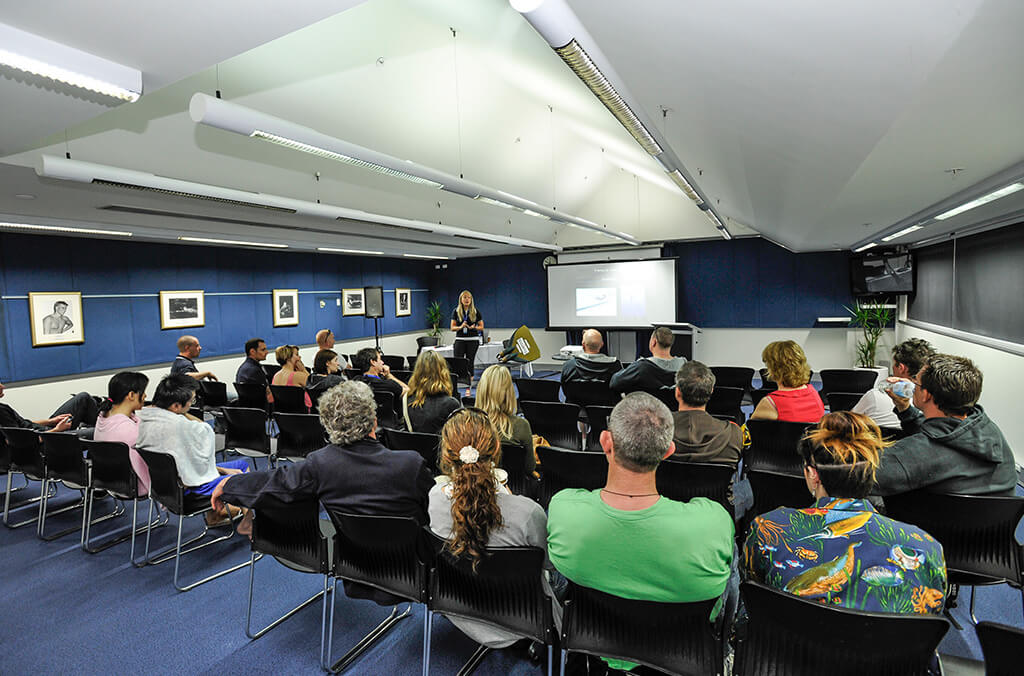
xmin=190 ymin=93 xmax=635 ymax=245
xmin=521 ymin=209 xmax=551 ymax=220
xmin=934 ymin=182 xmax=1024 ymax=221
xmin=0 ymin=221 xmax=132 ymax=237
xmin=0 ymin=22 xmax=142 ymax=101
xmin=179 ymin=236 xmax=287 ymax=249
xmin=667 ymin=170 xmax=703 ymax=205
xmin=404 ymin=253 xmax=449 ymax=260
xmin=854 ymin=242 xmax=877 ymax=252
xmin=37 ymin=155 xmax=560 ymax=253
xmin=881 ymin=224 xmax=923 ymax=242
xmin=317 ymin=247 xmax=383 ymax=255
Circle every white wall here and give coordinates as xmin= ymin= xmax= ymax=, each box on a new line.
xmin=693 ymin=327 xmax=897 ymax=374
xmin=897 ymin=322 xmax=1023 ymax=467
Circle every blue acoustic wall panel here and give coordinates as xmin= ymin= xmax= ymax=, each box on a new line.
xmin=437 ymin=253 xmax=547 ymax=330
xmin=0 ymin=233 xmax=432 ymax=383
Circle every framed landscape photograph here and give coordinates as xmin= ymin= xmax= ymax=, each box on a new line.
xmin=342 ymin=288 xmax=364 ymax=316
xmin=395 ymin=288 xmax=411 ymax=317
xmin=29 ymin=291 xmax=84 ymax=347
xmin=273 ymin=288 xmax=299 ymax=326
xmin=160 ymin=290 xmax=205 ymax=329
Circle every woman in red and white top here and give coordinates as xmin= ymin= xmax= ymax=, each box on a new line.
xmin=750 ymin=340 xmax=825 ymax=423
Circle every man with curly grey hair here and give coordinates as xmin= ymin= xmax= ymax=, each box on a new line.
xmin=546 ymin=391 xmax=734 ymax=671
xmin=212 ymin=380 xmax=432 ymax=528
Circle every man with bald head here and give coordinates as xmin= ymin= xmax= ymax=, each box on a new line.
xmin=316 ymin=329 xmax=335 ymax=350
xmin=560 ymin=329 xmax=622 ymax=398
xmin=170 ymin=335 xmax=217 ymax=381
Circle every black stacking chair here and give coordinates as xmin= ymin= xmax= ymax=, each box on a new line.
xmin=222 ymin=407 xmax=274 ymax=468
xmin=199 ymin=380 xmax=228 ymax=409
xmin=706 ymin=386 xmax=745 ymax=424
xmin=878 ymin=425 xmax=907 ymax=441
xmin=384 ymin=428 xmax=440 ymax=471
xmin=560 ymin=378 xmax=619 ymax=408
xmin=426 ymin=533 xmax=555 ymax=675
xmin=744 ymin=420 xmax=813 ymax=477
xmin=745 ymin=469 xmax=813 ymax=531
xmin=269 ymin=385 xmax=310 ymax=414
xmin=884 ymin=491 xmax=1024 ymax=625
xmin=0 ymin=431 xmax=39 ymax=519
xmin=559 ymin=583 xmax=723 ymax=676
xmin=274 ymin=413 xmax=326 ymax=462
xmin=234 ymin=382 xmax=269 ymax=410
xmin=536 ymin=446 xmax=607 ymax=509
xmin=750 ymin=387 xmax=774 ymax=409
xmin=461 ymin=395 xmax=476 ymax=407
xmin=499 ymin=441 xmax=538 ymax=498
xmin=247 ymin=495 xmax=332 ymax=668
xmin=651 ymin=385 xmax=679 ymax=412
xmin=826 ymin=391 xmax=863 ymax=412
xmin=262 ymin=363 xmax=282 ymax=382
xmin=446 ymin=357 xmax=472 ymax=387
xmin=391 ymin=369 xmax=412 ymax=383
xmin=344 ymin=368 xmax=362 ymax=380
xmin=82 ymin=439 xmax=165 ymax=563
xmin=520 ymin=401 xmax=582 ymax=451
xmin=514 ymin=377 xmax=561 ymax=403
xmin=416 ymin=336 xmax=438 ymax=354
xmin=136 ymin=448 xmax=258 ymax=592
xmin=757 ymin=368 xmax=780 ymax=390
xmin=324 ymin=512 xmax=432 ymax=675
xmin=818 ymin=368 xmax=877 ymax=401
xmin=584 ymin=405 xmax=614 ymax=451
xmin=373 ymin=391 xmax=400 ymax=430
xmin=450 ymin=373 xmax=461 ymax=395
xmin=977 ymin=621 xmax=1024 ymax=676
xmin=39 ymin=432 xmax=119 ymax=542
xmin=656 ymin=460 xmax=734 ymax=516
xmin=735 ymin=582 xmax=950 ymax=676
xmin=381 ymin=355 xmax=405 ymax=371
xmin=406 ymin=355 xmax=419 ymax=371
xmin=2 ymin=427 xmax=74 ymax=531
xmin=710 ymin=366 xmax=755 ymax=396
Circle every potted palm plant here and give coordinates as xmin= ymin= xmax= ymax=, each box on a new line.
xmin=846 ymin=303 xmax=894 ymax=368
xmin=425 ymin=301 xmax=444 ymax=346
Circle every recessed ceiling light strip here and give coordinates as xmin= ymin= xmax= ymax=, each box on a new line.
xmin=934 ymin=182 xmax=1024 ymax=221
xmin=179 ymin=236 xmax=287 ymax=248
xmin=0 ymin=221 xmax=133 ymax=237
xmin=881 ymin=224 xmax=923 ymax=242
xmin=317 ymin=247 xmax=383 ymax=255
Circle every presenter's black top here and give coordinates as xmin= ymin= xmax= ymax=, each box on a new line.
xmin=451 ymin=307 xmax=484 ymax=339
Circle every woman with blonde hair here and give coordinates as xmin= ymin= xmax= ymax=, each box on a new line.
xmin=751 ymin=339 xmax=824 ymax=422
xmin=450 ymin=289 xmax=484 ymax=395
xmin=743 ymin=412 xmax=946 ymax=614
xmin=475 ymin=364 xmax=535 ymax=474
xmin=402 ymin=349 xmax=461 ymax=434
xmin=271 ymin=344 xmax=310 ymax=388
xmin=428 ymin=408 xmax=551 ymax=647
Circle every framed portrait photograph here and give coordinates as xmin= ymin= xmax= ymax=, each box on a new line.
xmin=29 ymin=291 xmax=84 ymax=347
xmin=273 ymin=288 xmax=299 ymax=326
xmin=160 ymin=290 xmax=205 ymax=330
xmin=342 ymin=288 xmax=365 ymax=316
xmin=395 ymin=288 xmax=411 ymax=317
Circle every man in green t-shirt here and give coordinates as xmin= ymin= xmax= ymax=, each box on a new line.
xmin=547 ymin=391 xmax=735 ymax=671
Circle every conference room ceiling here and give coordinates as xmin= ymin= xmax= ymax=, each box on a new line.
xmin=1 ymin=0 xmax=1022 ymax=255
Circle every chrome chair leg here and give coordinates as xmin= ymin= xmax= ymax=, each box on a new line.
xmin=547 ymin=644 xmax=553 ymax=676
xmin=167 ymin=512 xmax=260 ymax=592
xmin=4 ymin=473 xmax=54 ymax=527
xmin=559 ymin=649 xmax=567 ymax=676
xmin=455 ymin=644 xmax=491 ymax=676
xmin=423 ymin=608 xmax=433 ymax=676
xmin=329 ymin=604 xmax=413 ymax=673
xmin=244 ymin=550 xmax=325 ymax=639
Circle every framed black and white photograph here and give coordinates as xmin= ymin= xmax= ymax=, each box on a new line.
xmin=342 ymin=288 xmax=364 ymax=316
xmin=159 ymin=290 xmax=205 ymax=330
xmin=273 ymin=288 xmax=299 ymax=326
xmin=29 ymin=291 xmax=84 ymax=347
xmin=395 ymin=288 xmax=411 ymax=317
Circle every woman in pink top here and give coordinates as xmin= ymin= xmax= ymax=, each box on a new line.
xmin=750 ymin=340 xmax=824 ymax=423
xmin=271 ymin=344 xmax=310 ymax=388
xmin=93 ymin=371 xmax=150 ymax=495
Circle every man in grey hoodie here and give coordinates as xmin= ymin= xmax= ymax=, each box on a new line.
xmin=875 ymin=353 xmax=1015 ymax=496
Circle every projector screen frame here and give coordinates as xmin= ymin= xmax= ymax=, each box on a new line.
xmin=545 ymin=257 xmax=680 ymax=331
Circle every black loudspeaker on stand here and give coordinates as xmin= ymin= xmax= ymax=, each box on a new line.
xmin=364 ymin=286 xmax=384 ymax=350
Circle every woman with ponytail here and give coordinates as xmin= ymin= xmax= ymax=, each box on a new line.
xmin=93 ymin=371 xmax=150 ymax=495
xmin=428 ymin=407 xmax=552 ymax=647
xmin=743 ymin=411 xmax=947 ymax=615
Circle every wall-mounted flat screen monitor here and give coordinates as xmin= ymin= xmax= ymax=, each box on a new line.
xmin=850 ymin=251 xmax=915 ymax=296
xmin=547 ymin=258 xmax=678 ymax=329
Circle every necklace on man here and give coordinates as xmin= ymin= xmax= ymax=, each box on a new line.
xmin=601 ymin=488 xmax=659 ymax=498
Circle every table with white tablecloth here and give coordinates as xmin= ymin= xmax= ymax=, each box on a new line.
xmin=423 ymin=341 xmax=534 ymax=377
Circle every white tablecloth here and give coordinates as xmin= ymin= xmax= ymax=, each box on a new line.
xmin=424 ymin=342 xmax=534 ymax=377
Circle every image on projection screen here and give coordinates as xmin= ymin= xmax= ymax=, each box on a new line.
xmin=576 ymin=288 xmax=616 ymax=316
xmin=547 ymin=259 xmax=677 ymax=329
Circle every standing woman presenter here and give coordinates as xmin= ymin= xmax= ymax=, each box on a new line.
xmin=451 ymin=290 xmax=484 ymax=396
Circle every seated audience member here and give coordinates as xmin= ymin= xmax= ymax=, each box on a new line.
xmin=136 ymin=374 xmax=248 ymax=526
xmin=0 ymin=380 xmax=97 ymax=433
xmin=428 ymin=408 xmax=551 ymax=647
xmin=316 ymin=328 xmax=335 ymax=350
xmin=850 ymin=338 xmax=935 ymax=427
xmin=476 ymin=365 xmax=535 ymax=475
xmin=547 ymin=392 xmax=734 ymax=671
xmin=306 ymin=348 xmax=345 ymax=406
xmin=875 ymin=354 xmax=1015 ymax=496
xmin=170 ymin=335 xmax=218 ymax=381
xmin=744 ymin=412 xmax=947 ymax=614
xmin=235 ymin=337 xmax=270 ymax=387
xmin=750 ymin=340 xmax=824 ymax=422
xmin=94 ymin=372 xmax=150 ymax=495
xmin=353 ymin=346 xmax=408 ymax=412
xmin=271 ymin=344 xmax=310 ymax=388
xmin=672 ymin=361 xmax=743 ymax=466
xmin=401 ymin=350 xmax=460 ymax=434
xmin=560 ymin=328 xmax=622 ymax=389
xmin=609 ymin=326 xmax=686 ymax=397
